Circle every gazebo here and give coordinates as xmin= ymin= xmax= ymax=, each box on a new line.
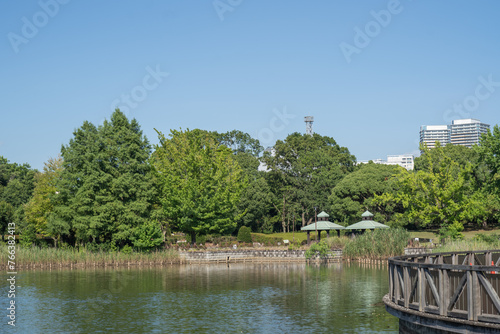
xmin=301 ymin=211 xmax=345 ymax=244
xmin=345 ymin=211 xmax=389 ymax=231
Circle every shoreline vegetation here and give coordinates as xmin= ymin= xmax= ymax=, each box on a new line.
xmin=2 ymin=113 xmax=499 ymax=272
xmin=0 ymin=228 xmax=407 ymax=268
xmin=4 ymin=229 xmax=500 ymax=269
xmin=2 ymin=246 xmax=181 ymax=269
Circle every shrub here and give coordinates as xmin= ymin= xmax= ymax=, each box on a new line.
xmin=439 ymin=222 xmax=464 ymax=242
xmin=305 ymin=240 xmax=331 ymax=259
xmin=237 ymin=226 xmax=252 ymax=243
xmin=473 ymin=233 xmax=499 ymax=244
xmin=132 ymin=220 xmax=164 ymax=252
xmin=121 ymin=244 xmax=133 ymax=254
xmin=251 ymin=233 xmax=282 ymax=246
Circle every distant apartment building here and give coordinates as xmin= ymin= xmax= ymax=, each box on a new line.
xmin=419 ymin=125 xmax=450 ymax=149
xmin=450 ymin=119 xmax=490 ymax=147
xmin=358 ymin=154 xmax=414 ymax=170
xmin=387 ymin=155 xmax=414 ymax=170
xmin=419 ymin=119 xmax=490 ymax=149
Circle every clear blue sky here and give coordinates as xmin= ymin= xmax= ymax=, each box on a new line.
xmin=1 ymin=0 xmax=499 ymax=170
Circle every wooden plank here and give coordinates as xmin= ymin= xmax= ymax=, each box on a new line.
xmin=397 ymin=266 xmax=405 ymax=300
xmin=419 ymin=267 xmax=426 ymax=312
xmin=409 ymin=273 xmax=419 ymax=304
xmin=467 ymin=270 xmax=476 ymax=321
xmin=478 ymin=314 xmax=500 ymax=324
xmin=404 ymin=266 xmax=410 ymax=308
xmin=439 ymin=268 xmax=449 ymax=316
xmin=472 ymin=271 xmax=480 ymax=321
xmin=394 ymin=265 xmax=400 ymax=302
xmin=474 ymin=253 xmax=483 ymax=266
xmin=425 ymin=268 xmax=440 ymax=305
xmin=477 ymin=271 xmax=500 ymax=314
xmin=389 ymin=263 xmax=394 ymax=300
xmin=448 ymin=273 xmax=467 ymax=312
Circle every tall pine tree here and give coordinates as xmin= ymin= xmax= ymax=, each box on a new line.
xmin=57 ymin=110 xmax=156 ymax=246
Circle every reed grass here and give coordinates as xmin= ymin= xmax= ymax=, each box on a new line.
xmin=342 ymin=228 xmax=410 ymax=260
xmin=325 ymin=236 xmax=349 ymax=249
xmin=433 ymin=239 xmax=500 ymax=253
xmin=0 ymin=245 xmax=180 ymax=268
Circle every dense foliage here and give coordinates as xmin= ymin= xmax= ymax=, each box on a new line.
xmin=329 ymin=163 xmax=400 ymax=226
xmin=152 ymin=128 xmax=247 ymax=244
xmin=2 ymin=110 xmax=500 ymax=249
xmin=262 ymin=132 xmax=356 ymax=232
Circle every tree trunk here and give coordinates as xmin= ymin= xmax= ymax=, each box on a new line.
xmin=302 ymin=210 xmax=306 ymax=227
xmin=190 ymin=231 xmax=196 ymax=245
xmin=282 ymin=194 xmax=286 ymax=233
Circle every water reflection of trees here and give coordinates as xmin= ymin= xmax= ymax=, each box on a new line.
xmin=17 ymin=263 xmax=397 ymax=333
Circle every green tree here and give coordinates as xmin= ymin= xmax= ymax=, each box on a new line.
xmin=474 ymin=125 xmax=500 ymax=226
xmin=329 ymin=162 xmax=401 ymax=225
xmin=236 ymin=176 xmax=275 ymax=232
xmin=0 ymin=157 xmax=36 ymax=231
xmin=263 ymin=133 xmax=355 ymax=230
xmin=0 ymin=201 xmax=14 ymax=241
xmin=477 ymin=125 xmax=500 ymax=193
xmin=57 ymin=110 xmax=156 ymax=246
xmin=0 ymin=157 xmax=37 ymax=208
xmin=24 ymin=156 xmax=63 ymax=245
xmin=152 ymin=128 xmax=247 ymax=243
xmin=374 ymin=148 xmax=480 ymax=231
xmin=212 ymin=130 xmax=263 ymax=157
xmin=415 ymin=143 xmax=479 ymax=172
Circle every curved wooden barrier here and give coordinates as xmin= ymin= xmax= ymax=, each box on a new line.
xmin=385 ymin=250 xmax=500 ymax=332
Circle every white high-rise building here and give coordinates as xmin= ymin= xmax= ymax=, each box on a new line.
xmin=450 ymin=119 xmax=490 ymax=148
xmin=419 ymin=119 xmax=490 ymax=149
xmin=419 ymin=125 xmax=450 ymax=149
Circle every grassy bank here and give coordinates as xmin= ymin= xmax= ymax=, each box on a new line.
xmin=1 ymin=245 xmax=180 ymax=268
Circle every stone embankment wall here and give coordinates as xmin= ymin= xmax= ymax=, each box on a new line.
xmin=180 ymin=249 xmax=343 ymax=263
xmin=180 ymin=248 xmax=427 ymax=263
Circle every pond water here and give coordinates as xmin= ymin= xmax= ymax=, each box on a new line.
xmin=2 ymin=263 xmax=398 ymax=333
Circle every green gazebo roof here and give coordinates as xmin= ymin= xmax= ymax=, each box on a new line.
xmin=345 ymin=210 xmax=389 ymax=230
xmin=317 ymin=211 xmax=330 ymax=218
xmin=345 ymin=220 xmax=389 ymax=230
xmin=361 ymin=210 xmax=374 ymax=217
xmin=301 ymin=220 xmax=345 ymax=231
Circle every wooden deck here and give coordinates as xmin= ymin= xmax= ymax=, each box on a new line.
xmin=387 ymin=250 xmax=500 ymax=329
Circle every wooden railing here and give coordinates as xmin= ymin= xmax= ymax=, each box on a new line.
xmin=388 ymin=250 xmax=500 ymax=323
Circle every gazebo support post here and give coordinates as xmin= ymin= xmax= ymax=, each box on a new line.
xmin=327 ymin=230 xmax=330 ymax=238
xmin=307 ymin=231 xmax=310 ymax=245
xmin=337 ymin=230 xmax=340 ymax=237
xmin=317 ymin=231 xmax=321 ymax=242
